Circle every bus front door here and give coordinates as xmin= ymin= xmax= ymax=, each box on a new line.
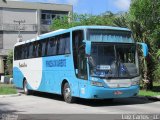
xmin=77 ymin=48 xmax=88 ymax=98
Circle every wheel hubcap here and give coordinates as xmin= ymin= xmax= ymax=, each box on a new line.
xmin=64 ymin=85 xmax=71 ymax=101
xmin=24 ymin=82 xmax=28 ymax=93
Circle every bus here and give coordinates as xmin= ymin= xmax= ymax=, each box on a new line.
xmin=13 ymin=26 xmax=148 ymax=103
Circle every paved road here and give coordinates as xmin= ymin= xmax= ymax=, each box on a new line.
xmin=0 ymin=91 xmax=160 ymax=114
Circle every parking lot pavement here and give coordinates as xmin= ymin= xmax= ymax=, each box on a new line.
xmin=0 ymin=91 xmax=160 ymax=114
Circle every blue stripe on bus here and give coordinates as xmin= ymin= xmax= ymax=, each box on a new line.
xmin=13 ymin=67 xmax=32 ymax=89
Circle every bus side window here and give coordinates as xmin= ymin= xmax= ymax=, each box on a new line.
xmin=24 ymin=44 xmax=28 ymax=59
xmin=34 ymin=41 xmax=42 ymax=57
xmin=21 ymin=45 xmax=24 ymax=59
xmin=16 ymin=46 xmax=20 ymax=60
xmin=50 ymin=37 xmax=57 ymax=55
xmin=47 ymin=38 xmax=55 ymax=56
xmin=42 ymin=40 xmax=47 ymax=57
xmin=14 ymin=47 xmax=16 ymax=60
xmin=22 ymin=44 xmax=28 ymax=59
xmin=28 ymin=43 xmax=33 ymax=58
xmin=18 ymin=46 xmax=22 ymax=60
xmin=23 ymin=44 xmax=28 ymax=59
xmin=33 ymin=42 xmax=38 ymax=58
xmin=14 ymin=46 xmax=18 ymax=60
xmin=26 ymin=44 xmax=30 ymax=59
xmin=34 ymin=42 xmax=38 ymax=57
xmin=38 ymin=41 xmax=42 ymax=57
xmin=15 ymin=46 xmax=19 ymax=60
xmin=64 ymin=33 xmax=70 ymax=54
xmin=58 ymin=35 xmax=65 ymax=55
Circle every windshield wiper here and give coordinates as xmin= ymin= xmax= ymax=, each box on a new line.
xmin=119 ymin=62 xmax=131 ymax=77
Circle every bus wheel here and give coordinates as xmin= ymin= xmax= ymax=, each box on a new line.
xmin=63 ymin=82 xmax=75 ymax=103
xmin=23 ymin=80 xmax=30 ymax=95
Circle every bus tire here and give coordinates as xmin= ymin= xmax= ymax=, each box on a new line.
xmin=63 ymin=82 xmax=75 ymax=103
xmin=23 ymin=80 xmax=30 ymax=95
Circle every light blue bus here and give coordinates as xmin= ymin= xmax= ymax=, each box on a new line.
xmin=13 ymin=26 xmax=148 ymax=103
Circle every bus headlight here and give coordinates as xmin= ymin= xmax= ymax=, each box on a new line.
xmin=131 ymin=76 xmax=141 ymax=86
xmin=91 ymin=81 xmax=104 ymax=87
xmin=132 ymin=80 xmax=139 ymax=85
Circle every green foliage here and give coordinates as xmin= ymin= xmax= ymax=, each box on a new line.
xmin=153 ymin=64 xmax=160 ymax=82
xmin=5 ymin=51 xmax=13 ymax=76
xmin=129 ymin=0 xmax=160 ymax=89
xmin=157 ymin=50 xmax=160 ymax=58
xmin=0 ymin=84 xmax=17 ymax=95
xmin=139 ymin=82 xmax=160 ymax=96
xmin=113 ymin=13 xmax=129 ymax=28
xmin=50 ymin=12 xmax=117 ymax=30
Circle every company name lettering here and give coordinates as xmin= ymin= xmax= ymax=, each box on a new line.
xmin=19 ymin=62 xmax=27 ymax=68
xmin=46 ymin=59 xmax=66 ymax=67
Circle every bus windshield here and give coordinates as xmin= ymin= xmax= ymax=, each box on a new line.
xmin=89 ymin=43 xmax=139 ymax=78
xmin=87 ymin=29 xmax=133 ymax=43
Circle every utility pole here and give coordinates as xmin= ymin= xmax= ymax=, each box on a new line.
xmin=13 ymin=20 xmax=25 ymax=42
xmin=2 ymin=0 xmax=7 ymax=3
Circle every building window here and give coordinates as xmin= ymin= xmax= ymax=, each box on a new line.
xmin=42 ymin=14 xmax=46 ymax=19
xmin=41 ymin=11 xmax=68 ymax=25
xmin=46 ymin=14 xmax=51 ymax=19
xmin=52 ymin=15 xmax=56 ymax=19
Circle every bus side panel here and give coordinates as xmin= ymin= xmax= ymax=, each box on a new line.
xmin=78 ymin=79 xmax=89 ymax=98
xmin=13 ymin=66 xmax=24 ymax=88
xmin=13 ymin=55 xmax=80 ymax=97
xmin=36 ymin=55 xmax=79 ymax=97
xmin=64 ymin=73 xmax=80 ymax=97
xmin=51 ymin=71 xmax=79 ymax=97
xmin=36 ymin=71 xmax=46 ymax=92
xmin=13 ymin=58 xmax=43 ymax=91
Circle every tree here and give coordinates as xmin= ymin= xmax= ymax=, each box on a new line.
xmin=113 ymin=12 xmax=129 ymax=28
xmin=50 ymin=12 xmax=117 ymax=30
xmin=129 ymin=0 xmax=160 ymax=90
xmin=5 ymin=51 xmax=13 ymax=76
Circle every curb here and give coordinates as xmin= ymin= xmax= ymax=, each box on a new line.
xmin=0 ymin=93 xmax=21 ymax=98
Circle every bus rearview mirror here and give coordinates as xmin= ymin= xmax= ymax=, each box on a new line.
xmin=137 ymin=42 xmax=148 ymax=57
xmin=85 ymin=41 xmax=91 ymax=55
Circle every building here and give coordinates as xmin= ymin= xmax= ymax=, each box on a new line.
xmin=0 ymin=1 xmax=72 ymax=76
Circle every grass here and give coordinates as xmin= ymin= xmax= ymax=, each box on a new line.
xmin=139 ymin=90 xmax=160 ymax=96
xmin=139 ymin=82 xmax=160 ymax=97
xmin=0 ymin=84 xmax=17 ymax=95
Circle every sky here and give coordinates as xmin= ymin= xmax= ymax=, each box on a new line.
xmin=10 ymin=0 xmax=131 ymax=15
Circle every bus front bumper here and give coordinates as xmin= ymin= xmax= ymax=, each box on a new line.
xmin=85 ymin=85 xmax=139 ymax=99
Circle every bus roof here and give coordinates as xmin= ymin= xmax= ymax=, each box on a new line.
xmin=14 ymin=25 xmax=131 ymax=46
xmin=70 ymin=25 xmax=130 ymax=31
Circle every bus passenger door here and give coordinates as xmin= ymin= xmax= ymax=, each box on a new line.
xmin=72 ymin=30 xmax=88 ymax=98
xmin=77 ymin=48 xmax=88 ymax=98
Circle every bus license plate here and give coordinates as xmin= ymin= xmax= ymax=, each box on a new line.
xmin=114 ymin=91 xmax=123 ymax=95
